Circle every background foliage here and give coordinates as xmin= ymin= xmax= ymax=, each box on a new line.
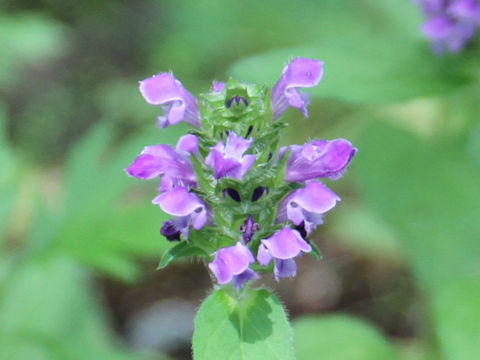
xmin=1 ymin=0 xmax=479 ymax=359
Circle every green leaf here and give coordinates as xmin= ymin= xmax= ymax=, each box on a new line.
xmin=158 ymin=242 xmax=209 ymax=269
xmin=230 ymin=35 xmax=471 ymax=104
xmin=193 ymin=288 xmax=295 ymax=360
xmin=309 ymin=241 xmax=322 ymax=260
xmin=293 ymin=314 xmax=399 ymax=360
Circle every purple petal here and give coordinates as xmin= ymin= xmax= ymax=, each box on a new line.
xmin=208 ymin=242 xmax=255 ymax=284
xmin=126 ymin=143 xmax=197 ymax=183
xmin=286 ymin=182 xmax=339 ymax=223
xmin=153 ymin=187 xmax=205 ymax=219
xmin=191 ymin=207 xmax=207 ymax=230
xmin=274 ymin=258 xmax=297 ymax=280
xmin=260 ymin=227 xmax=311 ymax=260
xmin=206 ymin=149 xmax=241 ymax=179
xmin=224 ymin=132 xmax=253 ymax=158
xmin=235 ymin=154 xmax=255 ymax=179
xmin=208 ymin=260 xmax=231 ymax=284
xmin=233 ymin=269 xmax=260 ymax=290
xmin=423 ymin=15 xmax=456 ymax=40
xmin=142 ymin=144 xmax=178 ymax=158
xmin=303 ymin=217 xmax=322 ymax=236
xmin=159 ymin=174 xmax=194 ymax=192
xmin=278 ymin=182 xmax=339 ymax=235
xmin=257 ymin=243 xmax=272 ymax=266
xmin=125 ymin=154 xmax=163 ymax=179
xmin=415 ymin=0 xmax=445 ymax=13
xmin=271 ymin=58 xmax=324 ymax=119
xmin=176 ymin=134 xmax=199 ymax=155
xmin=448 ymin=0 xmax=480 ymax=22
xmin=285 ymin=138 xmax=357 ymax=182
xmin=446 ymin=23 xmax=476 ymax=52
xmin=139 ymin=73 xmax=200 ymax=128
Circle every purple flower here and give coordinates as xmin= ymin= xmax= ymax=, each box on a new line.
xmin=208 ymin=242 xmax=259 ymax=289
xmin=423 ymin=15 xmax=476 ymax=52
xmin=448 ymin=0 xmax=480 ymax=23
xmin=415 ymin=0 xmax=480 ymax=53
xmin=153 ymin=186 xmax=207 ymax=231
xmin=277 ymin=181 xmax=340 ymax=236
xmin=139 ymin=73 xmax=201 ymax=128
xmin=205 ymin=131 xmax=255 ymax=179
xmin=160 ymin=217 xmax=190 ymax=241
xmin=257 ymin=227 xmax=311 ymax=280
xmin=126 ymin=134 xmax=198 ymax=188
xmin=271 ymin=58 xmax=324 ymax=120
xmin=414 ymin=0 xmax=445 ymax=13
xmin=240 ymin=215 xmax=260 ymax=244
xmin=283 ymin=138 xmax=357 ymax=183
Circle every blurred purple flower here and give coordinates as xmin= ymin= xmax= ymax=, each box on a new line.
xmin=153 ymin=186 xmax=207 ymax=231
xmin=209 ymin=242 xmax=259 ymax=289
xmin=139 ymin=73 xmax=201 ymax=128
xmin=449 ymin=0 xmax=480 ymax=22
xmin=205 ymin=131 xmax=255 ymax=179
xmin=282 ymin=138 xmax=356 ymax=183
xmin=277 ymin=181 xmax=340 ymax=236
xmin=271 ymin=58 xmax=324 ymax=119
xmin=125 ymin=134 xmax=198 ymax=189
xmin=415 ymin=0 xmax=480 ymax=52
xmin=257 ymin=227 xmax=311 ymax=280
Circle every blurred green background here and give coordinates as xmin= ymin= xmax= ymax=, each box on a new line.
xmin=1 ymin=1 xmax=479 ymax=359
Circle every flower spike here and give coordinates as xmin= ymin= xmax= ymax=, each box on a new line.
xmin=128 ymin=57 xmax=356 ymax=289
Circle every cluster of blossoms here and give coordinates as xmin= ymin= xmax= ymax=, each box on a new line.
xmin=126 ymin=58 xmax=356 ymax=290
xmin=414 ymin=0 xmax=480 ymax=53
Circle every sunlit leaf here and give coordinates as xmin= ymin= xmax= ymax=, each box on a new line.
xmin=193 ymin=288 xmax=295 ymax=360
